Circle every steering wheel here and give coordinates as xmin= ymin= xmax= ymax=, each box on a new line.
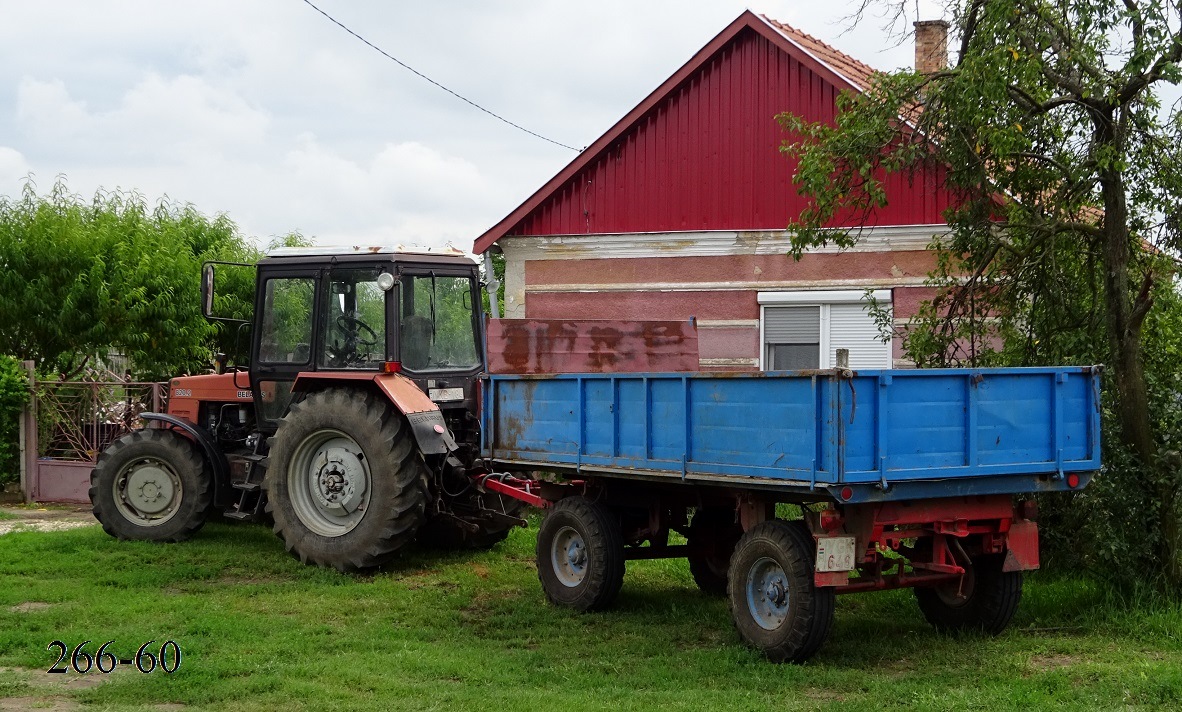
xmin=336 ymin=314 xmax=378 ymax=347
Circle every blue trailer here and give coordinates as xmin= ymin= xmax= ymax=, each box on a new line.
xmin=130 ymin=253 xmax=1100 ymax=663
xmin=478 ymin=366 xmax=1101 ymax=662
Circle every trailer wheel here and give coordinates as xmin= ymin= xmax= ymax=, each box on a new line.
xmin=727 ymin=520 xmax=835 ymax=663
xmin=914 ymin=554 xmax=1022 ymax=635
xmin=265 ymin=388 xmax=429 ymax=572
xmin=89 ymin=429 xmax=213 ymax=542
xmin=687 ymin=507 xmax=742 ymax=596
xmin=536 ymin=496 xmax=625 ymax=611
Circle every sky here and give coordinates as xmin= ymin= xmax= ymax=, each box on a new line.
xmin=0 ymin=0 xmax=942 ymax=253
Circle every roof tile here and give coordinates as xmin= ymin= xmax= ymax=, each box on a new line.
xmin=761 ymin=16 xmax=880 ymax=91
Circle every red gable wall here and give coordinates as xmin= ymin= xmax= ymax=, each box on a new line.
xmin=497 ymin=25 xmax=955 ymax=240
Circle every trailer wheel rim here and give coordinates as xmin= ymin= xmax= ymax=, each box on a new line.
xmin=933 ymin=563 xmax=976 ymax=608
xmin=287 ymin=429 xmax=372 ymax=537
xmin=551 ymin=525 xmax=589 ymax=587
xmin=113 ymin=457 xmax=182 ymax=526
xmin=746 ymin=556 xmax=790 ymax=631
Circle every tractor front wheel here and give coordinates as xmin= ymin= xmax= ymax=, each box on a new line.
xmin=265 ymin=388 xmax=429 ymax=572
xmin=90 ymin=429 xmax=213 ymax=542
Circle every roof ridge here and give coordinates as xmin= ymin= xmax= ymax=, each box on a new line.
xmin=759 ymin=15 xmax=881 ymax=90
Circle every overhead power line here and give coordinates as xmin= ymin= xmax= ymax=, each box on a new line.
xmin=300 ymin=0 xmax=580 ymax=152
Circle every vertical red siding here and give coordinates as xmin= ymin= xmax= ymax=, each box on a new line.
xmin=508 ymin=28 xmax=954 ymax=236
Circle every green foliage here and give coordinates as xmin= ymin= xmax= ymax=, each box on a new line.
xmin=0 ymin=178 xmax=262 ymax=381
xmin=780 ymin=0 xmax=1182 ymax=587
xmin=0 ymin=356 xmax=28 ymax=486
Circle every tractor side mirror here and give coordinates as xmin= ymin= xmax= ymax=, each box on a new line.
xmin=201 ymin=263 xmax=216 ymax=318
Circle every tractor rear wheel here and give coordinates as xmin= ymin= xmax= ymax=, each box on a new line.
xmin=90 ymin=429 xmax=213 ymax=542
xmin=265 ymin=388 xmax=429 ymax=572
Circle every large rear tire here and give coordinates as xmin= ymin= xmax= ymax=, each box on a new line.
xmin=687 ymin=507 xmax=743 ymax=596
xmin=914 ymin=554 xmax=1022 ymax=635
xmin=90 ymin=429 xmax=212 ymax=542
xmin=536 ymin=496 xmax=625 ymax=611
xmin=727 ymin=520 xmax=835 ymax=663
xmin=265 ymin=388 xmax=429 ymax=572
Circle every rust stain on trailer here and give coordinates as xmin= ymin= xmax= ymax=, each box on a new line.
xmin=487 ymin=319 xmax=699 ymax=374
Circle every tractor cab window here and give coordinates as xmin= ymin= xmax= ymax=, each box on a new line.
xmin=400 ymin=274 xmax=480 ymax=372
xmin=259 ymin=277 xmax=315 ymax=364
xmin=319 ymin=269 xmax=388 ymax=369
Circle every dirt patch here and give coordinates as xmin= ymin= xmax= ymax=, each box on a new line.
xmin=803 ymin=688 xmax=847 ymax=702
xmin=0 ymin=664 xmax=140 ymax=712
xmin=0 ymin=696 xmax=79 ymax=711
xmin=0 ymin=507 xmax=95 ymax=536
xmin=1029 ymin=653 xmax=1084 ymax=671
xmin=8 ymin=602 xmax=53 ymax=613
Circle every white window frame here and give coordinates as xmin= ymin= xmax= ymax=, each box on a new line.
xmin=757 ymin=290 xmax=892 ymax=370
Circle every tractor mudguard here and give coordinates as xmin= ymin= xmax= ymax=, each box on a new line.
xmin=373 ymin=374 xmax=458 ymax=455
xmin=139 ymin=412 xmax=228 ymax=500
xmin=291 ymin=372 xmax=457 ymax=455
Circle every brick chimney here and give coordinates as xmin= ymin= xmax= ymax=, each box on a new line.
xmin=914 ymin=20 xmax=949 ymax=74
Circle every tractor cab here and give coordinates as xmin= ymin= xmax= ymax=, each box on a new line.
xmin=246 ymin=247 xmax=484 ymax=430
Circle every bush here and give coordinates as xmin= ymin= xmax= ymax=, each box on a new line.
xmin=0 ymin=356 xmax=29 ymax=487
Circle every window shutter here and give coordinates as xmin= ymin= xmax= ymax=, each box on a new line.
xmin=829 ymin=303 xmax=890 ymax=368
xmin=764 ymin=306 xmax=820 ymax=343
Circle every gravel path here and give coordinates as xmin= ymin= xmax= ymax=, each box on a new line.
xmin=0 ymin=506 xmax=96 ymax=536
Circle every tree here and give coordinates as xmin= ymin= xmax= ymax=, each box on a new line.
xmin=0 ymin=179 xmax=260 ymax=380
xmin=780 ymin=0 xmax=1182 ymax=586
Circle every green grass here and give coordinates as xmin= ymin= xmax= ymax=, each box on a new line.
xmin=1 ymin=520 xmax=1180 ymax=711
xmin=0 ymin=510 xmax=16 ymax=521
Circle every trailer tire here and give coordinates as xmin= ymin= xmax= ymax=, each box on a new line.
xmin=728 ymin=520 xmax=834 ymax=663
xmin=90 ymin=429 xmax=213 ymax=542
xmin=265 ymin=388 xmax=428 ymax=572
xmin=914 ymin=554 xmax=1022 ymax=635
xmin=687 ymin=507 xmax=742 ymax=596
xmin=536 ymin=496 xmax=625 ymax=612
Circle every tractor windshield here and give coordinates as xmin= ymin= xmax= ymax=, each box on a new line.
xmin=400 ymin=274 xmax=480 ymax=372
xmin=319 ymin=268 xmax=388 ymax=369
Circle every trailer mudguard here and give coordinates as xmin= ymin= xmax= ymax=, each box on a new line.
xmin=292 ymin=372 xmax=457 ymax=455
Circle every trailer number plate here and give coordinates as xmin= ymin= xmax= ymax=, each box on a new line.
xmin=815 ymin=536 xmax=856 ymax=572
xmin=428 ymin=388 xmax=464 ymax=402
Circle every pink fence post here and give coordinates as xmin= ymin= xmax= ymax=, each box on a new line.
xmin=19 ymin=361 xmax=35 ymax=503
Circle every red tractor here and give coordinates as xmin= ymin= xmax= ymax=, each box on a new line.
xmin=91 ymin=247 xmax=518 ymax=570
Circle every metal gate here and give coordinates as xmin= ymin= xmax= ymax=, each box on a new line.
xmin=21 ymin=367 xmax=166 ymax=503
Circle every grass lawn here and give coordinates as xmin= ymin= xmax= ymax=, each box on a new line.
xmin=1 ymin=517 xmax=1180 ymax=711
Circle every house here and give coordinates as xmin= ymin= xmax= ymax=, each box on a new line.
xmin=474 ymin=11 xmax=957 ymax=371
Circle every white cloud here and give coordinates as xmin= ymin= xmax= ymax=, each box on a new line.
xmin=0 ymin=147 xmax=31 ymax=185
xmin=15 ymin=73 xmax=270 ymax=163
